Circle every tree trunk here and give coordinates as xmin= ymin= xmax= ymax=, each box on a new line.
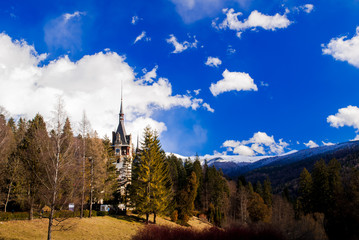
xmin=153 ymin=212 xmax=156 ymax=224
xmin=89 ymin=157 xmax=94 ymax=218
xmin=81 ymin=145 xmax=85 ymax=218
xmin=28 ymin=185 xmax=33 ymax=220
xmin=29 ymin=199 xmax=33 ymax=220
xmin=4 ymin=180 xmax=13 ymax=212
xmin=146 ymin=213 xmax=149 ymax=224
xmin=47 ymin=151 xmax=60 ymax=240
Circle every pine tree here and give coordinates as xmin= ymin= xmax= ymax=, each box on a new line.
xmin=178 ymin=171 xmax=198 ymax=222
xmin=312 ymin=159 xmax=330 ymax=213
xmin=192 ymin=156 xmax=203 ymax=210
xmin=18 ymin=114 xmax=49 ymax=220
xmin=132 ymin=127 xmax=172 ymax=223
xmin=263 ymin=177 xmax=272 ymax=206
xmin=255 ymin=181 xmax=263 ymax=197
xmin=298 ymin=168 xmax=313 ymax=214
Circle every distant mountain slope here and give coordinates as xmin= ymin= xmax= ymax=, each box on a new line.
xmin=243 ymin=140 xmax=359 ymax=193
xmin=167 ymin=140 xmax=359 ymax=192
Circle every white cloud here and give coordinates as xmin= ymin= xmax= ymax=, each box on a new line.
xmin=227 ymin=45 xmax=236 ymax=54
xmin=209 ymin=69 xmax=258 ymax=96
xmin=44 ymin=11 xmax=85 ymax=50
xmin=322 ymin=27 xmax=359 ymax=68
xmin=0 ymin=33 xmax=212 ymax=141
xmin=134 ymin=31 xmax=151 ymax=44
xmin=63 ymin=11 xmax=85 ymax=22
xmin=139 ymin=66 xmax=158 ymax=83
xmin=166 ymin=34 xmax=198 ymax=53
xmin=322 ymin=141 xmax=335 ymax=146
xmin=205 ymin=57 xmax=222 ymax=67
xmin=304 ymin=140 xmax=319 ymax=148
xmin=194 ymin=89 xmax=201 ymax=95
xmin=327 ymin=105 xmax=359 ymax=129
xmin=203 ymin=103 xmax=214 ymax=113
xmin=222 ymin=131 xmax=289 ymax=156
xmin=131 ymin=15 xmax=141 ymax=25
xmin=233 ymin=145 xmax=255 ymax=156
xmin=301 ymin=4 xmax=314 ymax=14
xmin=216 ymin=8 xmax=292 ymax=37
xmin=260 ymin=81 xmax=269 ymax=87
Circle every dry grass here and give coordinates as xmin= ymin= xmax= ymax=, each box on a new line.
xmin=0 ymin=216 xmax=140 ymax=240
xmin=0 ymin=214 xmax=212 ymax=240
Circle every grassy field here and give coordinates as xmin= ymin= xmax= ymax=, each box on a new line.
xmin=0 ymin=214 xmax=211 ymax=240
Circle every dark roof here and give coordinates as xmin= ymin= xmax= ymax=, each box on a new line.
xmin=116 ymin=115 xmax=127 ymax=144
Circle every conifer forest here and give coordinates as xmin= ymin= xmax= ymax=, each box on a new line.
xmin=1 ymin=102 xmax=359 ymax=240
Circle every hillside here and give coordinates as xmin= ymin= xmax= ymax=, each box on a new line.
xmin=0 ymin=215 xmax=211 ymax=240
xmin=243 ymin=141 xmax=359 ymax=193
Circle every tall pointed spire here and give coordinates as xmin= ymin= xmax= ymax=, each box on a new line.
xmin=136 ymin=134 xmax=140 ymax=152
xmin=120 ymin=80 xmax=124 ymax=121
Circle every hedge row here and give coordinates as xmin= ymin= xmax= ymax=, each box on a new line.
xmin=0 ymin=210 xmax=102 ymax=221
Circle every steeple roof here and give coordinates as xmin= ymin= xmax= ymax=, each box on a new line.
xmin=115 ymin=89 xmax=128 ymax=144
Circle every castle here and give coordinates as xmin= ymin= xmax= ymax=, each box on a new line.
xmin=112 ymin=94 xmax=133 ymax=194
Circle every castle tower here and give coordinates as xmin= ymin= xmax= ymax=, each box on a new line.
xmin=112 ymin=91 xmax=133 ymax=193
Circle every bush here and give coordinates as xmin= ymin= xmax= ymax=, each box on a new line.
xmin=132 ymin=224 xmax=285 ymax=240
xmin=170 ymin=210 xmax=178 ymax=222
xmin=97 ymin=211 xmax=109 ymax=216
xmin=0 ymin=212 xmax=29 ymax=221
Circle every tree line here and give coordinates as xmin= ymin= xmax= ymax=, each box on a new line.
xmin=297 ymin=158 xmax=359 ymax=239
xmin=2 ymin=102 xmax=358 ymax=240
xmin=0 ymin=102 xmax=117 ymax=240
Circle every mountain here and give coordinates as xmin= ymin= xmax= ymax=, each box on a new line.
xmin=167 ymin=140 xmax=359 ymax=192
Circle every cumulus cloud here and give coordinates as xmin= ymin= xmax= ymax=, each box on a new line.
xmin=327 ymin=105 xmax=359 ymax=129
xmin=44 ymin=11 xmax=85 ymax=50
xmin=327 ymin=105 xmax=359 ymax=140
xmin=134 ymin=31 xmax=151 ymax=44
xmin=304 ymin=140 xmax=319 ymax=148
xmin=215 ymin=8 xmax=292 ymax=37
xmin=194 ymin=89 xmax=201 ymax=95
xmin=205 ymin=57 xmax=222 ymax=67
xmin=166 ymin=34 xmax=198 ymax=53
xmin=0 ymin=33 xmax=212 ymax=141
xmin=322 ymin=141 xmax=335 ymax=146
xmin=322 ymin=27 xmax=359 ymax=68
xmin=209 ymin=69 xmax=258 ymax=96
xmin=222 ymin=131 xmax=289 ymax=156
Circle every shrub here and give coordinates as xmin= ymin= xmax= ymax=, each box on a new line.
xmin=0 ymin=212 xmax=29 ymax=221
xmin=170 ymin=210 xmax=178 ymax=222
xmin=97 ymin=211 xmax=109 ymax=216
xmin=132 ymin=224 xmax=285 ymax=240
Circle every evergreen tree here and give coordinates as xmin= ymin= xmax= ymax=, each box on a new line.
xmin=298 ymin=168 xmax=313 ymax=214
xmin=132 ymin=127 xmax=172 ymax=223
xmin=18 ymin=114 xmax=49 ymax=220
xmin=192 ymin=156 xmax=203 ymax=209
xmin=247 ymin=192 xmax=271 ymax=223
xmin=311 ymin=159 xmax=330 ymax=213
xmin=178 ymin=171 xmax=198 ymax=223
xmin=263 ymin=177 xmax=272 ymax=206
xmin=255 ymin=181 xmax=263 ymax=197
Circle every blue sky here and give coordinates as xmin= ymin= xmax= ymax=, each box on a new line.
xmin=1 ymin=0 xmax=359 ymax=156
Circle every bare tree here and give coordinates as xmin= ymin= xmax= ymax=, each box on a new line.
xmin=0 ymin=108 xmax=15 ymax=212
xmin=45 ymin=97 xmax=75 ymax=240
xmin=79 ymin=111 xmax=90 ymax=218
